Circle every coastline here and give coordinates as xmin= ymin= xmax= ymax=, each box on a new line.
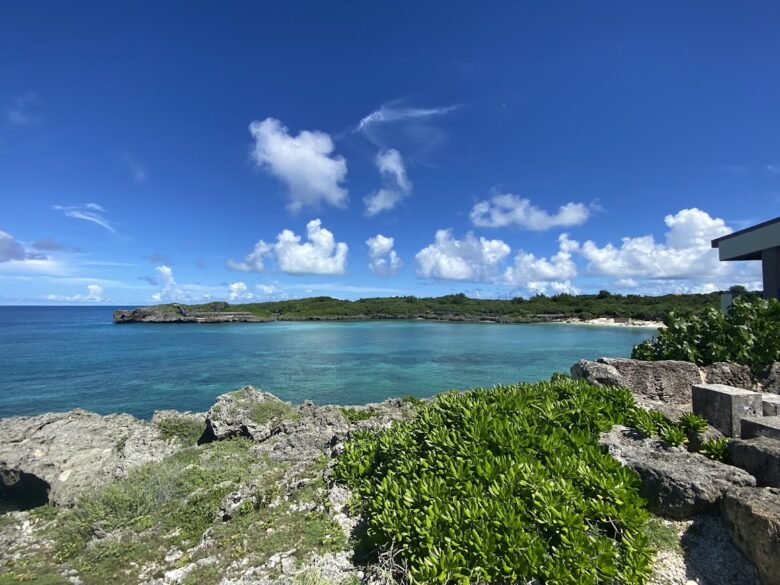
xmin=550 ymin=317 xmax=664 ymax=329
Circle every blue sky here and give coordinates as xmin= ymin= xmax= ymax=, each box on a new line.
xmin=1 ymin=1 xmax=777 ymax=305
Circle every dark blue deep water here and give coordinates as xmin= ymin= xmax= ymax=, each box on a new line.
xmin=0 ymin=306 xmax=654 ymax=419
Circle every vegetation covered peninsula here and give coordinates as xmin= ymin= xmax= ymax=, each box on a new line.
xmin=113 ymin=292 xmax=721 ymax=324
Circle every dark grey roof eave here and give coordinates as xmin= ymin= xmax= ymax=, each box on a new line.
xmin=711 ymin=216 xmax=780 ymax=248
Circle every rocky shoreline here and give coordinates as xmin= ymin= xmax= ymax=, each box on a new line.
xmin=2 ymin=359 xmax=780 ymax=584
xmin=113 ymin=303 xmax=662 ymax=327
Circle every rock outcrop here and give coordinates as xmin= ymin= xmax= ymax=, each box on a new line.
xmin=760 ymin=362 xmax=780 ymax=394
xmin=203 ymin=386 xmax=294 ymax=442
xmin=572 ymin=357 xmax=703 ymax=405
xmin=703 ymin=362 xmax=757 ymax=390
xmin=721 ymin=487 xmax=780 ymax=585
xmin=729 ymin=437 xmax=780 ymax=488
xmin=113 ymin=303 xmax=269 ymax=323
xmin=0 ymin=410 xmax=177 ymax=506
xmin=600 ymin=426 xmax=756 ymax=518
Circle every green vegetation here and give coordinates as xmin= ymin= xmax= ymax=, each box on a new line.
xmin=677 ymin=413 xmax=708 ymax=436
xmin=632 ymin=296 xmax=780 ymax=374
xmin=177 ymin=290 xmax=721 ymax=323
xmin=699 ymin=437 xmax=730 ymax=463
xmin=659 ymin=425 xmax=688 ymax=448
xmin=339 ymin=407 xmax=379 ymax=423
xmin=155 ymin=414 xmax=205 ymax=445
xmin=1 ymin=440 xmax=343 ymax=585
xmin=642 ymin=516 xmax=681 ymax=554
xmin=333 ymin=377 xmax=655 ymax=584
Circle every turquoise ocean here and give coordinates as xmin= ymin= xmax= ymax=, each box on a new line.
xmin=0 ymin=306 xmax=654 ymax=419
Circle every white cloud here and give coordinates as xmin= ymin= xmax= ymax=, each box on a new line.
xmin=357 ymin=104 xmax=460 ymax=132
xmin=504 ymin=234 xmax=579 ymax=285
xmin=366 ymin=234 xmax=402 ymax=277
xmin=364 ymin=149 xmax=412 ymax=216
xmin=5 ymin=91 xmax=40 ymax=125
xmin=53 ymin=203 xmax=115 ymax=233
xmin=579 ymin=208 xmax=733 ymax=279
xmin=0 ymin=230 xmax=68 ymax=275
xmin=228 ymin=219 xmax=348 ymax=275
xmin=46 ymin=284 xmax=109 ymax=303
xmin=228 ymin=282 xmax=254 ymax=301
xmin=470 ymin=194 xmax=591 ymax=231
xmin=249 ymin=117 xmax=348 ymax=212
xmin=150 ymin=265 xmax=196 ymax=303
xmin=614 ymin=277 xmax=639 ymax=288
xmin=527 ymin=280 xmax=580 ymax=296
xmin=416 ymin=230 xmax=510 ymax=282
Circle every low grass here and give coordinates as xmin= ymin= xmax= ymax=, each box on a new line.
xmin=339 ymin=407 xmax=379 ymax=423
xmin=0 ymin=439 xmax=344 ymax=584
xmin=155 ymin=414 xmax=205 ymax=445
xmin=644 ymin=516 xmax=682 ymax=554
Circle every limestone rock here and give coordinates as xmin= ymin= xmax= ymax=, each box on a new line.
xmin=203 ymin=386 xmax=293 ymax=442
xmin=572 ymin=357 xmax=703 ymax=404
xmin=0 ymin=409 xmax=177 ymax=506
xmin=703 ymin=362 xmax=757 ymax=390
xmin=760 ymin=362 xmax=780 ymax=394
xmin=600 ymin=426 xmax=756 ymax=518
xmin=570 ymin=359 xmax=623 ymax=387
xmin=729 ymin=437 xmax=780 ymax=488
xmin=721 ymin=487 xmax=780 ymax=585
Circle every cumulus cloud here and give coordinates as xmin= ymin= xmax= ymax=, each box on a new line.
xmin=5 ymin=91 xmax=40 ymax=125
xmin=614 ymin=277 xmax=639 ymax=289
xmin=366 ymin=234 xmax=402 ymax=277
xmin=364 ymin=149 xmax=412 ymax=216
xmin=416 ymin=230 xmax=510 ymax=282
xmin=470 ymin=194 xmax=591 ymax=231
xmin=150 ymin=265 xmax=195 ymax=302
xmin=527 ymin=280 xmax=580 ymax=296
xmin=227 ymin=282 xmax=254 ymax=301
xmin=579 ymin=208 xmax=732 ymax=279
xmin=504 ymin=234 xmax=579 ymax=285
xmin=249 ymin=117 xmax=348 ymax=212
xmin=46 ymin=284 xmax=109 ymax=303
xmin=53 ymin=203 xmax=115 ymax=233
xmin=228 ymin=219 xmax=348 ymax=275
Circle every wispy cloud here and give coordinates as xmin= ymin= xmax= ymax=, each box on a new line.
xmin=53 ymin=203 xmax=116 ymax=233
xmin=5 ymin=91 xmax=40 ymax=125
xmin=357 ymin=103 xmax=460 ymax=132
xmin=767 ymin=164 xmax=780 ymax=175
xmin=120 ymin=152 xmax=147 ymax=183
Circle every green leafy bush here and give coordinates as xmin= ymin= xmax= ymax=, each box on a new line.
xmin=334 ymin=378 xmax=653 ymax=584
xmin=339 ymin=407 xmax=379 ymax=423
xmin=699 ymin=437 xmax=730 ymax=462
xmin=659 ymin=426 xmax=687 ymax=448
xmin=677 ymin=413 xmax=708 ymax=437
xmin=632 ymin=297 xmax=780 ymax=374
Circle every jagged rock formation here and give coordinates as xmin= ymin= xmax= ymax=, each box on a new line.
xmin=572 ymin=357 xmax=703 ymax=404
xmin=113 ymin=303 xmax=269 ymax=323
xmin=600 ymin=426 xmax=756 ymax=518
xmin=0 ymin=410 xmax=177 ymax=506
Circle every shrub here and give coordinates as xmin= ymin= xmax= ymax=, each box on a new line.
xmin=155 ymin=415 xmax=205 ymax=445
xmin=699 ymin=437 xmax=730 ymax=462
xmin=659 ymin=426 xmax=687 ymax=448
xmin=632 ymin=297 xmax=780 ymax=374
xmin=339 ymin=407 xmax=378 ymax=423
xmin=677 ymin=413 xmax=708 ymax=437
xmin=334 ymin=378 xmax=653 ymax=584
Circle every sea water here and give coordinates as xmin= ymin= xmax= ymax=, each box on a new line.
xmin=0 ymin=306 xmax=654 ymax=419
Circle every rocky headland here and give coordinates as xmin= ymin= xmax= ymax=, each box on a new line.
xmin=2 ymin=359 xmax=780 ymax=584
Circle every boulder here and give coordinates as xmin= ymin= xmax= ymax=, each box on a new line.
xmin=0 ymin=409 xmax=177 ymax=506
xmin=703 ymin=362 xmax=757 ymax=390
xmin=692 ymin=383 xmax=763 ymax=438
xmin=721 ymin=487 xmax=780 ymax=585
xmin=572 ymin=357 xmax=703 ymax=404
xmin=600 ymin=426 xmax=756 ymax=518
xmin=760 ymin=362 xmax=780 ymax=394
xmin=729 ymin=437 xmax=780 ymax=487
xmin=203 ymin=386 xmax=295 ymax=442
